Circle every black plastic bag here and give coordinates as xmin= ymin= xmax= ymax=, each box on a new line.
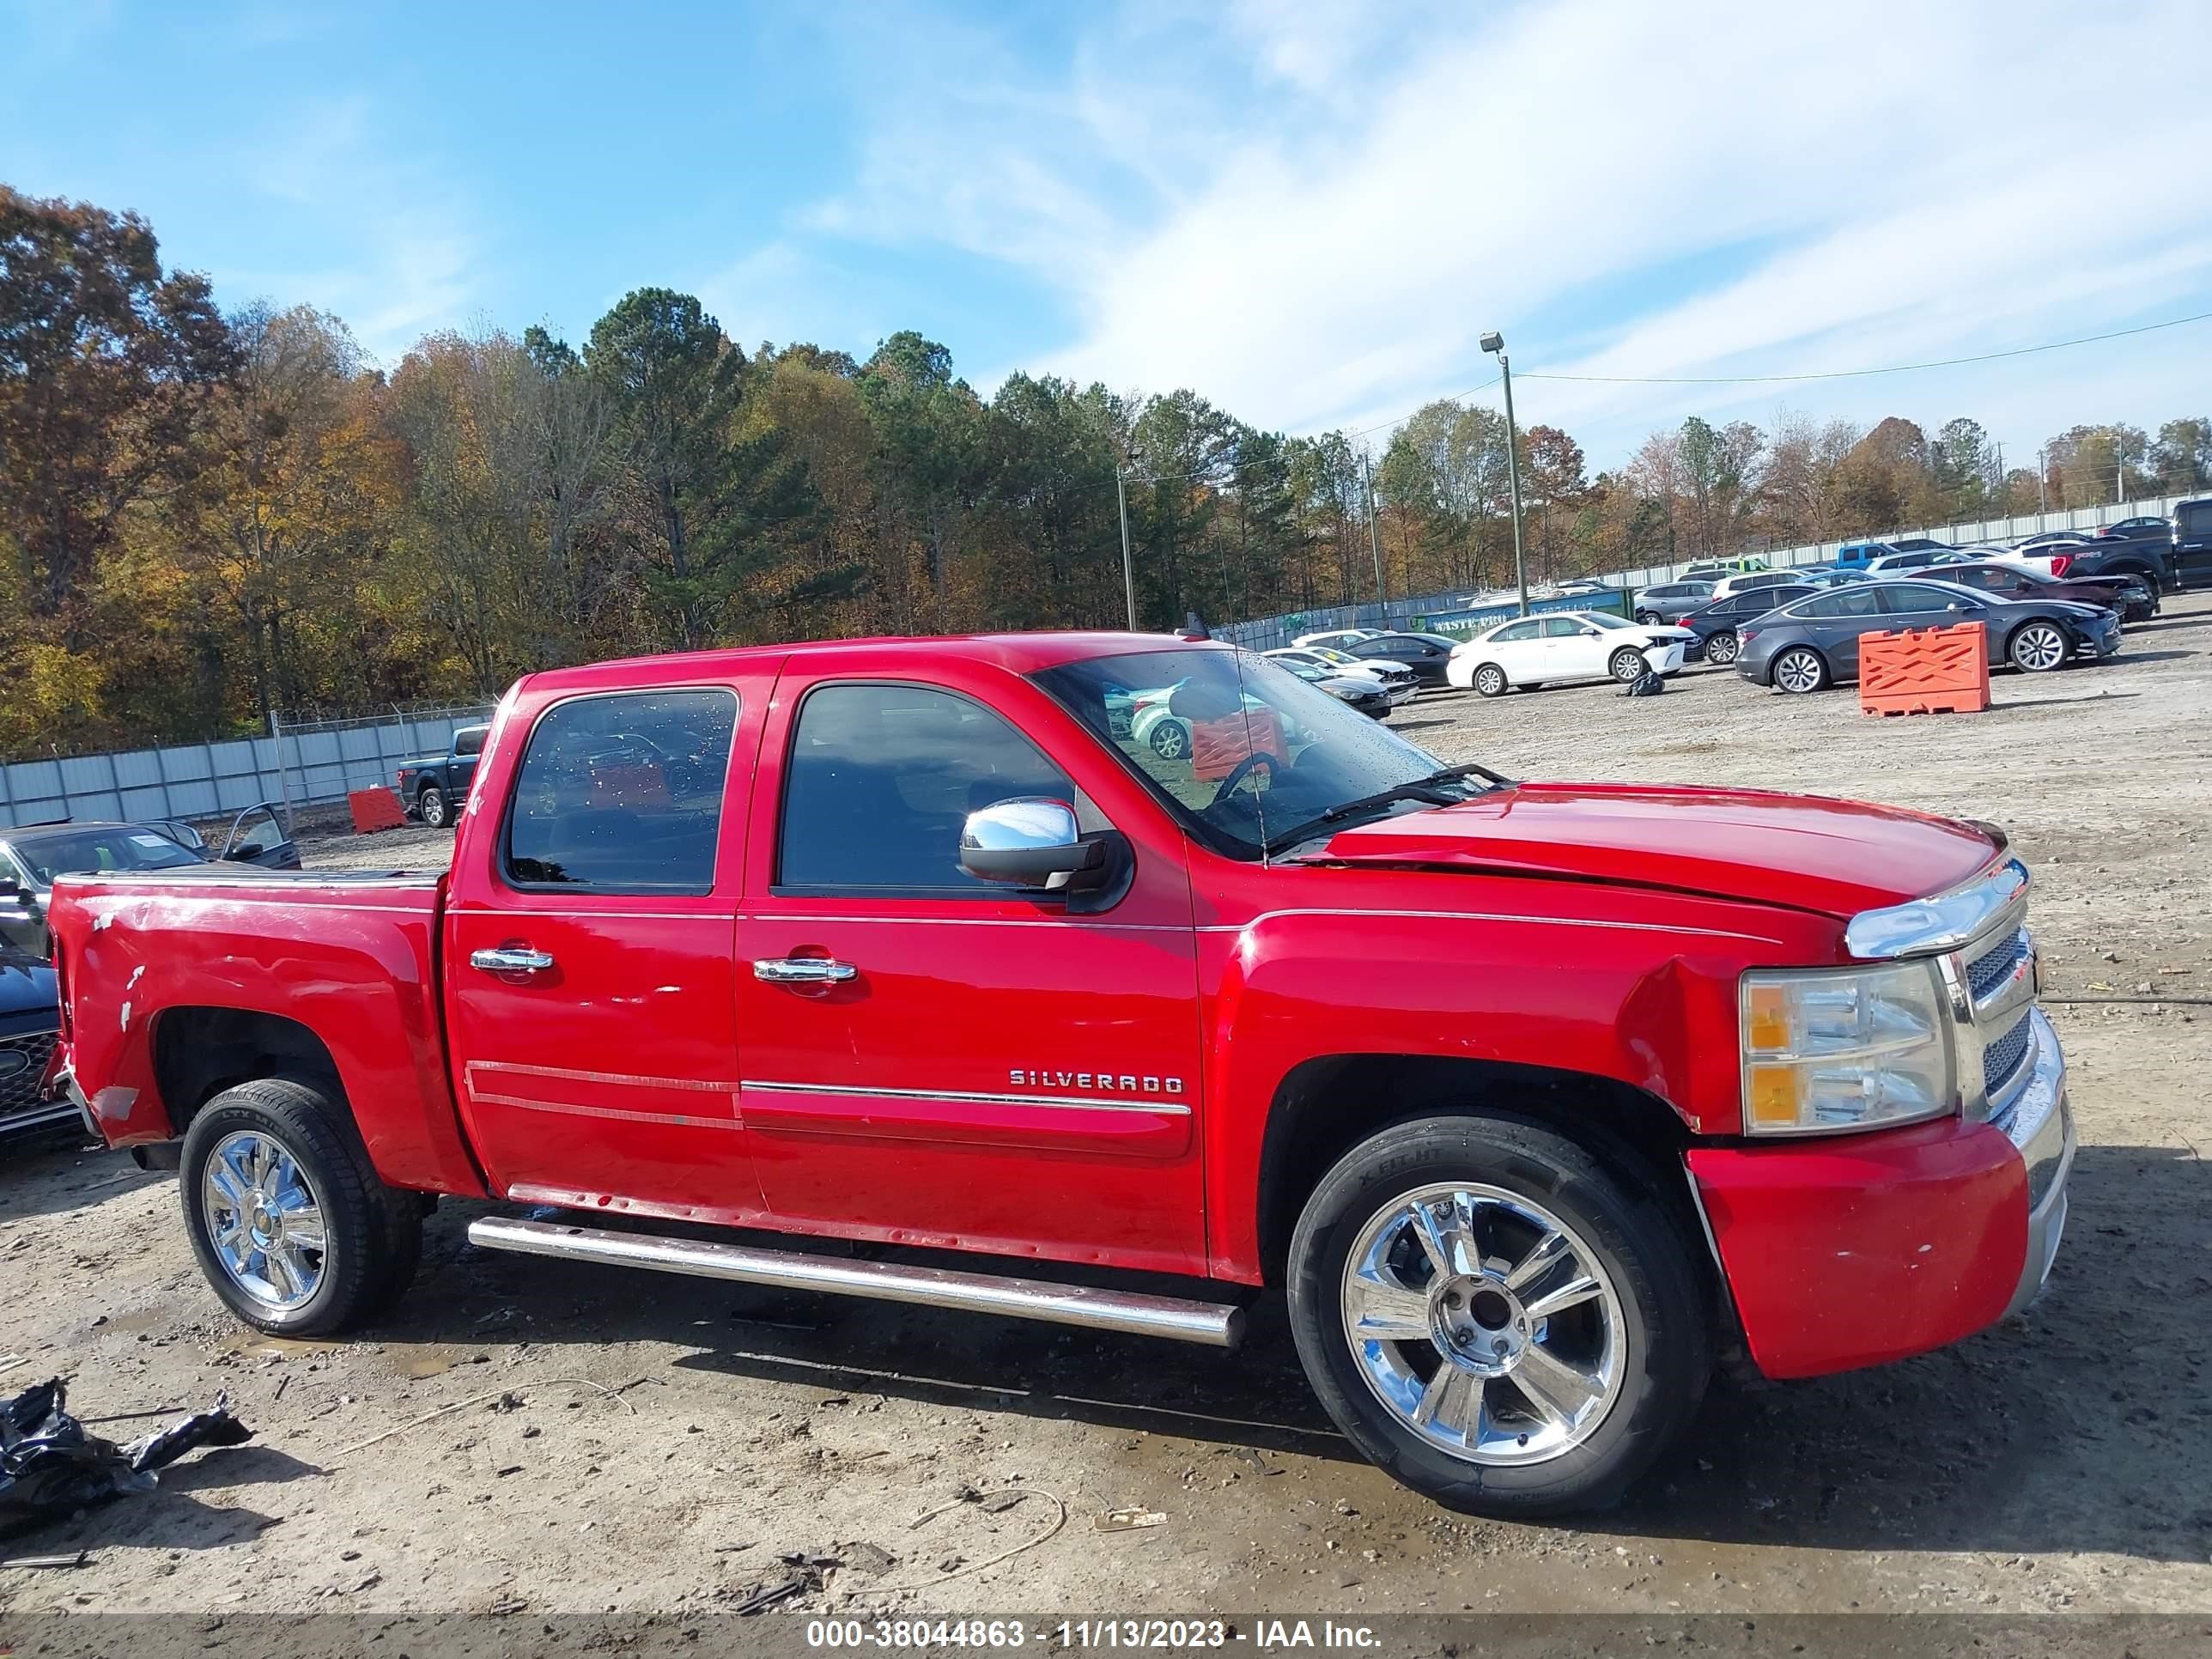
xmin=1 ymin=1377 xmax=252 ymax=1535
xmin=1622 ymin=669 xmax=1667 ymax=696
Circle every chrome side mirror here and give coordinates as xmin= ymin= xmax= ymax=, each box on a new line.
xmin=959 ymin=798 xmax=1086 ymax=888
xmin=959 ymin=797 xmax=1131 ymax=908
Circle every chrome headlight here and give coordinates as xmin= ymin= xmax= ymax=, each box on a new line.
xmin=1739 ymin=961 xmax=1956 ymax=1135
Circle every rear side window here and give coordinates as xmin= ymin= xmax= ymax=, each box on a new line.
xmin=1796 ymin=588 xmax=1883 ymax=619
xmin=777 ymin=683 xmax=1079 ymax=895
xmin=502 ymin=690 xmax=738 ymax=893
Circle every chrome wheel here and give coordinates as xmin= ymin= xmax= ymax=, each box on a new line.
xmin=1774 ymin=648 xmax=1824 ymax=693
xmin=200 ymin=1129 xmax=328 ymax=1311
xmin=2011 ymin=623 xmax=2066 ymax=672
xmin=1339 ymin=1182 xmax=1626 ymax=1467
xmin=1706 ymin=630 xmax=1739 ymax=665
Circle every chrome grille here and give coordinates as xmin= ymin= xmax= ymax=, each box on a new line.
xmin=1966 ymin=927 xmax=2031 ymax=1003
xmin=0 ymin=1030 xmax=58 ymax=1121
xmin=1981 ymin=1011 xmax=2032 ymax=1097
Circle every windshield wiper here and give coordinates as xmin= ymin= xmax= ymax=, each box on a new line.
xmin=1261 ymin=763 xmax=1515 ymax=854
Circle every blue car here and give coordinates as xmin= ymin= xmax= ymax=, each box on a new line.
xmin=0 ymin=944 xmax=66 ymax=1140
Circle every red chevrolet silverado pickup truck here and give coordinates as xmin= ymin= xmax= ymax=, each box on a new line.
xmin=46 ymin=633 xmax=2072 ymax=1516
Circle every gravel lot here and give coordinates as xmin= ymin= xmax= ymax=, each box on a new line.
xmin=4 ymin=597 xmax=2209 ymax=1625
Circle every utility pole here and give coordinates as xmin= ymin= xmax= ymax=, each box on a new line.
xmin=1115 ymin=467 xmax=1139 ymax=631
xmin=2037 ymin=445 xmax=2048 ymax=518
xmin=1481 ymin=331 xmax=1530 ymax=617
xmin=1361 ymin=452 xmax=1387 ymax=610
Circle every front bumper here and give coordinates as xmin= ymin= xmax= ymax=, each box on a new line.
xmin=1686 ymin=1008 xmax=2073 ymax=1379
xmin=1643 ymin=641 xmax=1688 ymax=675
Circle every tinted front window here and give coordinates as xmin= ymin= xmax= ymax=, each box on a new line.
xmin=2179 ymin=504 xmax=2212 ymax=536
xmin=455 ymin=726 xmax=487 ymax=757
xmin=503 ymin=690 xmax=737 ymax=892
xmin=1538 ymin=617 xmax=1582 ymax=638
xmin=779 ymin=684 xmax=1078 ymax=894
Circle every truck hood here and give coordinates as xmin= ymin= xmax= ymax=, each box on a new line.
xmin=1315 ymin=781 xmax=1998 ymax=917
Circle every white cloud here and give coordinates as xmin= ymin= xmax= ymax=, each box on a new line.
xmin=808 ymin=0 xmax=2212 ymax=465
xmin=215 ymin=94 xmax=483 ymax=366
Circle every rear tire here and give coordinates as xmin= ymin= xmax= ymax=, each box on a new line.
xmin=1772 ymin=647 xmax=1828 ymax=694
xmin=180 ymin=1078 xmax=422 ymax=1337
xmin=1635 ymin=611 xmax=1660 ymax=625
xmin=1286 ymin=1114 xmax=1711 ymax=1516
xmin=418 ymin=784 xmax=448 ymax=829
xmin=1705 ymin=630 xmax=1739 ymax=666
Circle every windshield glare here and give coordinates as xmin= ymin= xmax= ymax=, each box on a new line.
xmin=1035 ymin=647 xmax=1458 ymax=860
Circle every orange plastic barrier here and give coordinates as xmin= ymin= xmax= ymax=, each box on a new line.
xmin=348 ymin=787 xmax=407 ymax=833
xmin=1859 ymin=622 xmax=1990 ymax=716
xmin=1192 ymin=708 xmax=1286 ymax=781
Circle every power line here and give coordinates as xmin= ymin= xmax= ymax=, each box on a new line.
xmin=1516 ymin=309 xmax=2212 ymax=386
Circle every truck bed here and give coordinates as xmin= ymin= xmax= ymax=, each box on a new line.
xmin=46 ymin=867 xmax=483 ymax=1194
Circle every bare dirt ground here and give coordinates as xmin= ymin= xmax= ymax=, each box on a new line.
xmin=4 ymin=597 xmax=2209 ymax=1626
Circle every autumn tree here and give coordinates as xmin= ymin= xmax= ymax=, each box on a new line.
xmin=0 ymin=188 xmax=236 ymax=627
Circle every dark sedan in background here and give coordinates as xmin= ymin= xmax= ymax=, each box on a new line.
xmin=0 ymin=805 xmax=299 ymax=957
xmin=1938 ymin=559 xmax=2155 ymax=622
xmin=1735 ymin=579 xmax=2121 ymax=693
xmin=1340 ymin=630 xmax=1460 ymax=686
xmin=1680 ymin=583 xmax=1818 ymax=665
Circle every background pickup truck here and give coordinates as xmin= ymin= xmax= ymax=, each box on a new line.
xmin=394 ymin=723 xmax=489 ymax=829
xmin=46 ymin=634 xmax=2073 ymax=1517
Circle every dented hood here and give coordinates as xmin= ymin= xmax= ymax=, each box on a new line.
xmin=1316 ymin=781 xmax=1998 ymax=917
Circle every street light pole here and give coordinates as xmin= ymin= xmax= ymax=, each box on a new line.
xmin=1482 ymin=331 xmax=1530 ymax=617
xmin=1361 ymin=451 xmax=1387 ymax=609
xmin=1115 ymin=466 xmax=1138 ymax=631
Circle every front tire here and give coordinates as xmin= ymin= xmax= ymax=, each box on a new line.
xmin=1772 ymin=647 xmax=1828 ymax=693
xmin=1473 ymin=664 xmax=1508 ymax=698
xmin=1286 ymin=1115 xmax=1711 ymax=1516
xmin=1608 ymin=647 xmax=1648 ymax=683
xmin=1705 ymin=630 xmax=1739 ymax=666
xmin=418 ymin=784 xmax=449 ymax=829
xmin=2008 ymin=621 xmax=2068 ymax=672
xmin=180 ymin=1078 xmax=422 ymax=1337
xmin=1148 ymin=720 xmax=1190 ymax=761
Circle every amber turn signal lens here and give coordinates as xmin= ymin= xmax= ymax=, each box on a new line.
xmin=1744 ymin=984 xmax=1792 ymax=1053
xmin=1746 ymin=1065 xmax=1802 ymax=1127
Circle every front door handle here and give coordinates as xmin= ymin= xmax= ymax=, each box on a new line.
xmin=470 ymin=945 xmax=556 ymax=975
xmin=752 ymin=957 xmax=857 ymax=985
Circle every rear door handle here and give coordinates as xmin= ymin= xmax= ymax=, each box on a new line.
xmin=752 ymin=957 xmax=857 ymax=985
xmin=470 ymin=946 xmax=556 ymax=975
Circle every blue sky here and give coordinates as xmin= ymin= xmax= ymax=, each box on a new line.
xmin=6 ymin=0 xmax=2211 ymax=471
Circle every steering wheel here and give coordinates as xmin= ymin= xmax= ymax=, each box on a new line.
xmin=1210 ymin=750 xmax=1280 ymax=808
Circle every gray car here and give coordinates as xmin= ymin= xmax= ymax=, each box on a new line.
xmin=0 ymin=806 xmax=300 ymax=956
xmin=1631 ymin=581 xmax=1716 ymax=624
xmin=1735 ymin=579 xmax=2121 ymax=693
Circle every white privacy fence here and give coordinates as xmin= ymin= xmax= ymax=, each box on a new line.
xmin=0 ymin=702 xmax=495 ymax=831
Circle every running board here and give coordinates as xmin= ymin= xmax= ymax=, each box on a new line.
xmin=466 ymin=1216 xmax=1246 ymax=1349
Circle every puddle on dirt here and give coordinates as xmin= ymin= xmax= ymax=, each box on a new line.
xmin=374 ymin=1342 xmax=498 ymax=1382
xmin=222 ymin=1334 xmax=343 ymax=1361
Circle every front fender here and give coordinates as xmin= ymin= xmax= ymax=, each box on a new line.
xmin=1194 ymin=882 xmax=1842 ymax=1281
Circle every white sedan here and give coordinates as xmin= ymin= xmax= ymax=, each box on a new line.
xmin=1445 ymin=611 xmax=1694 ymax=696
xmin=1291 ymin=628 xmax=1385 ymax=651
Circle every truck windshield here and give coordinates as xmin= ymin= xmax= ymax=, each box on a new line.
xmin=1033 ymin=647 xmax=1492 ymax=860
